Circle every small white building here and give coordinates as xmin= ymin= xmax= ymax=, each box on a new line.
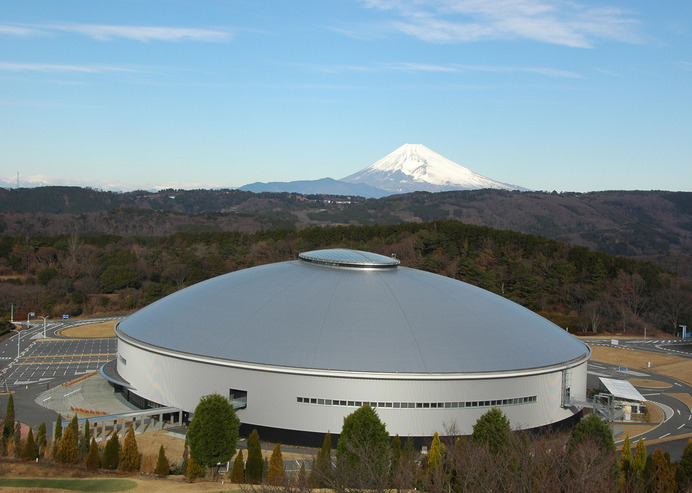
xmin=599 ymin=377 xmax=647 ymax=420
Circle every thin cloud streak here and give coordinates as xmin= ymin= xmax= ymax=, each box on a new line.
xmin=357 ymin=0 xmax=640 ymax=48
xmin=0 ymin=23 xmax=232 ymax=42
xmin=0 ymin=62 xmax=139 ymax=74
xmin=297 ymin=60 xmax=581 ymax=78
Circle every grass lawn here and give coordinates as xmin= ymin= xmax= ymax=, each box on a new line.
xmin=0 ymin=478 xmax=137 ymax=491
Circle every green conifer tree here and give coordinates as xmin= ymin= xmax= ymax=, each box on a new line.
xmin=245 ymin=429 xmax=263 ymax=483
xmin=632 ymin=438 xmax=647 ymax=477
xmin=390 ymin=434 xmax=402 ymax=481
xmin=154 ymin=445 xmax=169 ymax=477
xmin=230 ymin=449 xmax=245 ymax=483
xmin=428 ymin=431 xmax=446 ymax=471
xmin=311 ymin=431 xmax=333 ymax=487
xmin=36 ymin=422 xmax=47 ymax=457
xmin=2 ymin=392 xmax=15 ymax=441
xmin=471 ymin=408 xmax=511 ymax=454
xmin=79 ymin=419 xmax=90 ymax=461
xmin=20 ymin=427 xmax=37 ymax=461
xmin=681 ymin=438 xmax=692 ymax=479
xmin=51 ymin=414 xmax=63 ymax=459
xmin=86 ymin=437 xmax=100 ymax=470
xmin=268 ymin=443 xmax=285 ymax=485
xmin=102 ymin=433 xmax=120 ymax=470
xmin=119 ymin=426 xmax=140 ymax=472
xmin=69 ymin=415 xmax=79 ymax=442
xmin=181 ymin=435 xmax=189 ymax=476
xmin=56 ymin=424 xmax=79 ymax=464
xmin=13 ymin=421 xmax=21 ymax=457
xmin=619 ymin=434 xmax=632 ymax=486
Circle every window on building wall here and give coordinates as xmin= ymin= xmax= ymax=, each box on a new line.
xmin=229 ymin=389 xmax=247 ymax=410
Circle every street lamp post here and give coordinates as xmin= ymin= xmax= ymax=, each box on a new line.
xmin=10 ymin=303 xmax=14 ymax=323
xmin=20 ymin=312 xmax=34 ymax=357
xmin=41 ymin=316 xmax=49 ymax=338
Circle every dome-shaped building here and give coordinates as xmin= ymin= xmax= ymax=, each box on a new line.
xmin=109 ymin=249 xmax=590 ymax=444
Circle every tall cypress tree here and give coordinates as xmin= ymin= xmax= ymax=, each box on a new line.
xmin=245 ymin=429 xmax=263 ymax=483
xmin=102 ymin=433 xmax=120 ymax=470
xmin=619 ymin=435 xmax=632 ymax=486
xmin=230 ymin=449 xmax=244 ymax=483
xmin=154 ymin=445 xmax=169 ymax=477
xmin=20 ymin=427 xmax=37 ymax=461
xmin=2 ymin=392 xmax=15 ymax=442
xmin=69 ymin=415 xmax=79 ymax=443
xmin=119 ymin=426 xmax=140 ymax=472
xmin=56 ymin=425 xmax=79 ymax=464
xmin=51 ymin=414 xmax=63 ymax=459
xmin=680 ymin=439 xmax=692 ymax=479
xmin=311 ymin=432 xmax=333 ymax=487
xmin=36 ymin=422 xmax=47 ymax=457
xmin=79 ymin=418 xmax=90 ymax=460
xmin=86 ymin=437 xmax=100 ymax=470
xmin=267 ymin=443 xmax=284 ymax=485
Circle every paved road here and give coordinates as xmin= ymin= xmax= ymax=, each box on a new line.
xmin=586 ymin=344 xmax=692 ymax=462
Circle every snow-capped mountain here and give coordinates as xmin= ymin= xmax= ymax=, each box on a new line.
xmin=342 ymin=143 xmax=527 ymax=193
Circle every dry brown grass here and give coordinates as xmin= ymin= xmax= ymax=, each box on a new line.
xmin=589 ymin=345 xmax=692 ymax=387
xmin=628 ymin=379 xmax=673 ymax=389
xmin=0 ymin=461 xmax=247 ymax=491
xmin=58 ymin=321 xmax=119 ymax=338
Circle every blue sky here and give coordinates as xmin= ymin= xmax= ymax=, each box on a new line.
xmin=1 ymin=0 xmax=690 ymax=192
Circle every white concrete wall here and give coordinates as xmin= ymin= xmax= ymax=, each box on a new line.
xmin=117 ymin=337 xmax=587 ymax=437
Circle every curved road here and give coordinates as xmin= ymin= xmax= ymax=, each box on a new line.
xmin=586 ymin=338 xmax=692 ymax=461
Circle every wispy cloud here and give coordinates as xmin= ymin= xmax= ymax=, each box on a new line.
xmin=356 ymin=0 xmax=640 ymax=48
xmin=0 ymin=25 xmax=43 ymax=36
xmin=0 ymin=23 xmax=231 ymax=42
xmin=0 ymin=62 xmax=138 ymax=74
xmin=296 ymin=60 xmax=581 ymax=78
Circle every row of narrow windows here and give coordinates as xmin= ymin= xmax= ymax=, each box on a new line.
xmin=296 ymin=395 xmax=537 ymax=409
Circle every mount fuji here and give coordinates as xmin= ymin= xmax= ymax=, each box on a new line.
xmin=341 ymin=144 xmax=527 ymax=194
xmin=239 ymin=144 xmax=527 ymax=198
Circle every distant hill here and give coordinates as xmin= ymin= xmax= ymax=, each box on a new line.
xmin=239 ymin=177 xmax=391 ymax=198
xmin=0 ymin=187 xmax=690 ymax=264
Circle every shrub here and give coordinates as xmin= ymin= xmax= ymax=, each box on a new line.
xmin=102 ymin=433 xmax=120 ymax=469
xmin=86 ymin=438 xmax=100 ymax=470
xmin=119 ymin=426 xmax=140 ymax=472
xmin=245 ymin=429 xmax=263 ymax=483
xmin=230 ymin=449 xmax=244 ymax=483
xmin=20 ymin=428 xmax=37 ymax=461
xmin=154 ymin=445 xmax=169 ymax=477
xmin=56 ymin=425 xmax=79 ymax=464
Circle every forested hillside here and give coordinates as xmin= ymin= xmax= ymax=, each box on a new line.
xmin=1 ymin=221 xmax=689 ymax=336
xmin=1 ymin=188 xmax=690 ymax=262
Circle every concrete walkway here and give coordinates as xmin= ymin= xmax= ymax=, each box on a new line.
xmin=35 ymin=373 xmax=140 ymax=419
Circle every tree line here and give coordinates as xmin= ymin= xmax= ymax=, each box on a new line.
xmin=6 ymin=388 xmax=692 ymax=491
xmin=0 ymin=220 xmax=690 ymax=334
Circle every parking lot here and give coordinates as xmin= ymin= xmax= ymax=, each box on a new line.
xmin=0 ymin=320 xmax=117 ymax=392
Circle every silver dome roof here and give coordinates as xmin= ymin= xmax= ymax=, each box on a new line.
xmin=118 ymin=249 xmax=589 ymax=374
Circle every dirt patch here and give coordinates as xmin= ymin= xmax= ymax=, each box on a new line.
xmin=628 ymin=379 xmax=673 ymax=389
xmin=589 ymin=345 xmax=692 ymax=387
xmin=58 ymin=321 xmax=119 ymax=338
